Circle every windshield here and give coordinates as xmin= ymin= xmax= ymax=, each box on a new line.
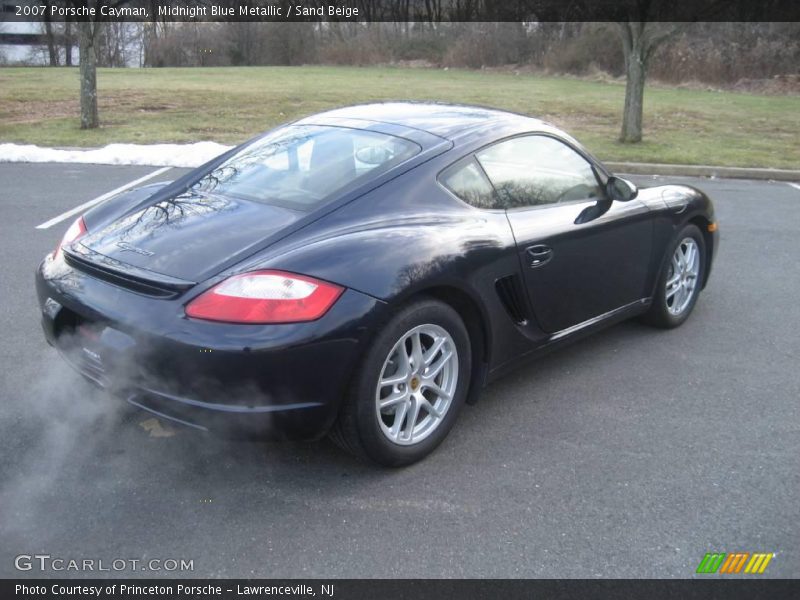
xmin=192 ymin=125 xmax=421 ymax=211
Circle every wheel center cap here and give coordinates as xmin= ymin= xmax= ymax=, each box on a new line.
xmin=409 ymin=376 xmax=420 ymax=391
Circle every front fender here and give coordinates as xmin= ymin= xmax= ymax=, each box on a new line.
xmin=645 ymin=184 xmax=718 ymax=293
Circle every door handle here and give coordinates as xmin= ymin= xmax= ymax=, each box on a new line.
xmin=526 ymin=244 xmax=553 ymax=268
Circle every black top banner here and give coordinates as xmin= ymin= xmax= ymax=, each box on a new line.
xmin=2 ymin=0 xmax=799 ymax=23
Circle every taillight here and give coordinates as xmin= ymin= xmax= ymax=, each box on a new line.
xmin=54 ymin=216 xmax=87 ymax=258
xmin=185 ymin=270 xmax=344 ymax=324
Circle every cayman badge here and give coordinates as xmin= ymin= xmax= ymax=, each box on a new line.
xmin=116 ymin=241 xmax=154 ymax=256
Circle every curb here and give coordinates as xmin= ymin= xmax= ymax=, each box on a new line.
xmin=605 ymin=162 xmax=800 ymax=182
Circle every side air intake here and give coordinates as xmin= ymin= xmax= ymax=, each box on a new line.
xmin=495 ymin=275 xmax=529 ymax=325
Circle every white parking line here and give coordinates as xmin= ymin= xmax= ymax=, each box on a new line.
xmin=787 ymin=182 xmax=800 ymax=192
xmin=35 ymin=166 xmax=172 ymax=230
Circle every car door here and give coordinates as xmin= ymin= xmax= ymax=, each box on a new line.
xmin=475 ymin=134 xmax=653 ymax=334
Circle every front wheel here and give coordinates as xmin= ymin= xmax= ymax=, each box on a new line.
xmin=642 ymin=223 xmax=706 ymax=329
xmin=329 ymin=299 xmax=471 ymax=467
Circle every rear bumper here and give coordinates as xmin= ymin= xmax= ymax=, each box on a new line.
xmin=51 ymin=338 xmax=335 ymax=439
xmin=36 ymin=254 xmax=384 ymax=440
xmin=124 ymin=387 xmax=326 ymax=439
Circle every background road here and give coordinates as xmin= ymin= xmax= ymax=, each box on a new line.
xmin=0 ymin=164 xmax=797 ymax=578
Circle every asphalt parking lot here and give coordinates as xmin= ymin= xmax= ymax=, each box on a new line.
xmin=0 ymin=163 xmax=798 ymax=578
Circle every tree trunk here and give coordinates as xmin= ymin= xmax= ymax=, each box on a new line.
xmin=64 ymin=20 xmax=73 ymax=66
xmin=78 ymin=21 xmax=98 ymax=129
xmin=617 ymin=21 xmax=681 ymax=143
xmin=620 ymin=46 xmax=646 ymax=143
xmin=43 ymin=12 xmax=59 ymax=66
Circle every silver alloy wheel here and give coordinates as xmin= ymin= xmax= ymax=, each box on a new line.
xmin=666 ymin=237 xmax=701 ymax=316
xmin=375 ymin=323 xmax=459 ymax=446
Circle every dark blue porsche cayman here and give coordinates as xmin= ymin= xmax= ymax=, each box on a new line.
xmin=36 ymin=103 xmax=718 ymax=466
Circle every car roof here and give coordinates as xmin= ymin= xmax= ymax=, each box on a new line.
xmin=306 ymin=102 xmax=550 ymax=140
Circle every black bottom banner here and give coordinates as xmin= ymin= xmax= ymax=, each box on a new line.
xmin=4 ymin=579 xmax=800 ymax=600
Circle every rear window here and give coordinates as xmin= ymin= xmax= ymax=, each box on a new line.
xmin=192 ymin=125 xmax=421 ymax=211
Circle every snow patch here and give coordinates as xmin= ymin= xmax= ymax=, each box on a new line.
xmin=0 ymin=142 xmax=234 ymax=168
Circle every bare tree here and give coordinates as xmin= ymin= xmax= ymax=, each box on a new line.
xmin=77 ymin=17 xmax=99 ymax=129
xmin=96 ymin=22 xmax=143 ymax=67
xmin=615 ymin=21 xmax=680 ymax=143
xmin=64 ymin=19 xmax=74 ymax=66
xmin=41 ymin=2 xmax=60 ymax=66
xmin=72 ymin=0 xmax=134 ymax=129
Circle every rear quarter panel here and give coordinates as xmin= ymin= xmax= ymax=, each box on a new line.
xmin=236 ymin=161 xmax=538 ymax=372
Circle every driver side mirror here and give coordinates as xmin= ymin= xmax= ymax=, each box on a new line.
xmin=606 ymin=176 xmax=638 ymax=202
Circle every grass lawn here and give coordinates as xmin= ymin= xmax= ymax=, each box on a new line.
xmin=1 ymin=65 xmax=797 ymax=168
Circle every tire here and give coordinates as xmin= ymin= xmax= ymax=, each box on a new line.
xmin=329 ymin=298 xmax=471 ymax=467
xmin=642 ymin=223 xmax=706 ymax=329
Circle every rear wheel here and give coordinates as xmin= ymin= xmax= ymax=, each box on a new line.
xmin=330 ymin=299 xmax=471 ymax=467
xmin=643 ymin=223 xmax=705 ymax=328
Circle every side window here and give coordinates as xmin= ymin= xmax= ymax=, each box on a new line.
xmin=439 ymin=158 xmax=497 ymax=209
xmin=476 ymin=135 xmax=604 ymax=209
